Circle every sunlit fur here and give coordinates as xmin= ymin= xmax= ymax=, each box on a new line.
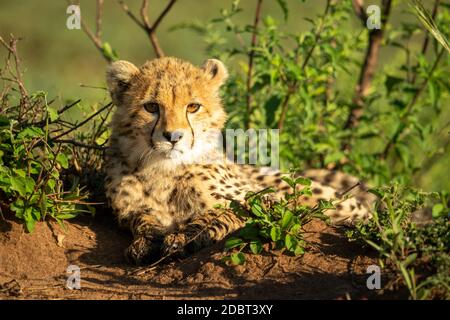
xmin=108 ymin=57 xmax=228 ymax=172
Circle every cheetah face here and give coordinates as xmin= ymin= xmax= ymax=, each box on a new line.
xmin=106 ymin=57 xmax=228 ymax=168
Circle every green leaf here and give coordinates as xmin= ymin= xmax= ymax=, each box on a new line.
xmin=47 ymin=106 xmax=59 ymax=122
xmin=10 ymin=175 xmax=35 ymax=196
xmin=270 ymin=226 xmax=281 ymax=242
xmin=230 ymin=252 xmax=246 ymax=265
xmin=17 ymin=127 xmax=44 ymax=140
xmin=31 ymin=207 xmax=41 ymax=221
xmin=294 ymin=245 xmax=305 ymax=256
xmin=281 ymin=176 xmax=295 ymax=188
xmin=56 ymin=153 xmax=69 ymax=169
xmin=224 ymin=237 xmax=244 ymax=249
xmin=86 ymin=205 xmax=96 ymax=216
xmin=13 ymin=169 xmax=26 ymax=177
xmin=318 ymin=199 xmax=335 ymax=210
xmin=399 ymin=264 xmax=413 ymax=291
xmin=258 ymin=228 xmax=271 ymax=239
xmin=101 ymin=42 xmax=119 ymax=61
xmin=95 ymin=129 xmax=110 ymax=146
xmin=10 ymin=199 xmax=25 ymax=218
xmin=290 ymin=223 xmax=301 ymax=234
xmin=428 ymin=81 xmax=438 ymax=108
xmin=239 ymin=225 xmax=260 ymax=240
xmin=47 ymin=178 xmax=56 ymax=191
xmin=250 ymin=241 xmax=262 ymax=255
xmin=250 ymin=202 xmax=265 ymax=218
xmin=56 ymin=212 xmax=78 ymax=220
xmin=23 ymin=207 xmax=37 ymax=233
xmin=285 ymin=234 xmax=298 ymax=251
xmin=368 ymin=188 xmax=384 ymax=198
xmin=40 ymin=195 xmax=48 ymax=215
xmin=431 ymin=203 xmax=444 ymax=218
xmin=275 ymin=0 xmax=288 ymax=20
xmin=402 ymin=253 xmax=418 ymax=268
xmin=385 ymin=75 xmax=404 ymax=92
xmin=281 ymin=210 xmax=293 ymax=229
xmin=25 ymin=217 xmax=36 ymax=233
xmin=295 ymin=177 xmax=311 ymax=186
xmin=395 ymin=143 xmax=410 ymax=168
xmin=324 ymin=151 xmax=344 ymax=165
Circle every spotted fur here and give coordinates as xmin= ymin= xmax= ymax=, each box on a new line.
xmin=104 ymin=57 xmax=373 ymax=264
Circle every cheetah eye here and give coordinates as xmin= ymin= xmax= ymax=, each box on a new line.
xmin=187 ymin=103 xmax=202 ymax=113
xmin=144 ymin=102 xmax=160 ymax=113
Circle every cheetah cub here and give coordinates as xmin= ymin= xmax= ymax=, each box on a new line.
xmin=104 ymin=57 xmax=373 ymax=264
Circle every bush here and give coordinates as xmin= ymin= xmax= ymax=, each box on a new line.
xmin=346 ymin=185 xmax=449 ymax=299
xmin=222 ymin=173 xmax=332 ymax=265
xmin=0 ymin=37 xmax=107 ymax=231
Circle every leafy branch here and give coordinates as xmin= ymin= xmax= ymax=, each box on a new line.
xmin=277 ymin=0 xmax=332 ymax=133
xmin=223 ymin=174 xmax=333 ymax=265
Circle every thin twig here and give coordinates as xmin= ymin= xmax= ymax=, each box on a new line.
xmin=92 ymin=104 xmax=113 ymax=143
xmin=339 ymin=182 xmax=361 ymax=198
xmin=96 ymin=0 xmax=104 ymax=39
xmin=140 ymin=0 xmax=151 ymax=28
xmin=54 ymin=139 xmax=106 ymax=151
xmin=118 ymin=0 xmax=177 ymax=58
xmin=58 ymin=99 xmax=81 ymax=115
xmin=131 ymin=227 xmax=209 ymax=276
xmin=118 ymin=0 xmax=145 ymax=28
xmin=50 ymin=102 xmax=113 ymax=141
xmin=73 ymin=0 xmax=111 ymax=62
xmin=0 ymin=35 xmax=29 ymax=122
xmin=151 ymin=0 xmax=177 ymax=31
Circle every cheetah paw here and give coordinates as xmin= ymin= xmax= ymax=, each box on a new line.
xmin=125 ymin=236 xmax=158 ymax=265
xmin=161 ymin=233 xmax=188 ymax=258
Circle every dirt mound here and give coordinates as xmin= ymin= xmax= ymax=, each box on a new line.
xmin=0 ymin=214 xmax=392 ymax=300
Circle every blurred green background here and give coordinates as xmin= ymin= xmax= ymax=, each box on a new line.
xmin=1 ymin=0 xmax=321 ymax=103
xmin=0 ymin=0 xmax=448 ymax=191
xmin=0 ymin=0 xmax=421 ymax=103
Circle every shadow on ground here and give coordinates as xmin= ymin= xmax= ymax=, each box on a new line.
xmin=0 ymin=213 xmax=397 ymax=299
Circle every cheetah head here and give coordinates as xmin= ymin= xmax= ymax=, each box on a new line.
xmin=106 ymin=57 xmax=228 ymax=169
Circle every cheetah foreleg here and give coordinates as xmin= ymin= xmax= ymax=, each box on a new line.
xmin=125 ymin=210 xmax=173 ymax=264
xmin=161 ymin=209 xmax=244 ymax=258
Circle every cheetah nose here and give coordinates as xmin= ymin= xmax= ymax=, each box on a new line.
xmin=163 ymin=131 xmax=184 ymax=144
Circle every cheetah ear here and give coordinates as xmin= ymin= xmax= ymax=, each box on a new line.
xmin=106 ymin=60 xmax=139 ymax=103
xmin=201 ymin=59 xmax=228 ymax=87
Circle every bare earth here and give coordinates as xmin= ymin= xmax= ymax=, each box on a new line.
xmin=0 ymin=213 xmax=395 ymax=300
